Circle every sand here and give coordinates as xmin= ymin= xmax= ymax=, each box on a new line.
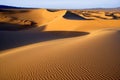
xmin=0 ymin=9 xmax=120 ymax=80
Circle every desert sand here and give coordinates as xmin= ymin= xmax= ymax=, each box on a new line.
xmin=0 ymin=9 xmax=120 ymax=80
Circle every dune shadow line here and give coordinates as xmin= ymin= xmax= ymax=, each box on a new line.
xmin=63 ymin=11 xmax=86 ymax=20
xmin=0 ymin=22 xmax=37 ymax=31
xmin=0 ymin=27 xmax=89 ymax=51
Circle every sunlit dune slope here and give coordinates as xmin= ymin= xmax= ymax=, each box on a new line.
xmin=0 ymin=9 xmax=120 ymax=31
xmin=70 ymin=10 xmax=120 ymax=20
xmin=0 ymin=29 xmax=120 ymax=80
xmin=0 ymin=9 xmax=120 ymax=80
xmin=45 ymin=18 xmax=120 ymax=32
xmin=0 ymin=9 xmax=66 ymax=26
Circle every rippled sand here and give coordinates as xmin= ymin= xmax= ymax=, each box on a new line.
xmin=0 ymin=9 xmax=120 ymax=80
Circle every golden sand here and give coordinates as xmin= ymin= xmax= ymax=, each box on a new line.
xmin=0 ymin=9 xmax=120 ymax=80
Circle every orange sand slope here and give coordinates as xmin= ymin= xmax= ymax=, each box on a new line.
xmin=0 ymin=9 xmax=120 ymax=80
xmin=0 ymin=9 xmax=66 ymax=26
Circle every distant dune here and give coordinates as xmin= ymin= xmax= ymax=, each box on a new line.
xmin=63 ymin=11 xmax=86 ymax=20
xmin=81 ymin=7 xmax=120 ymax=11
xmin=0 ymin=5 xmax=35 ymax=9
xmin=0 ymin=5 xmax=24 ymax=9
xmin=0 ymin=8 xmax=120 ymax=80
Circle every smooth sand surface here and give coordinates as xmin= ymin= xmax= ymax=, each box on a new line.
xmin=0 ymin=9 xmax=120 ymax=80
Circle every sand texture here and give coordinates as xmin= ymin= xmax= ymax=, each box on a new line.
xmin=0 ymin=9 xmax=120 ymax=80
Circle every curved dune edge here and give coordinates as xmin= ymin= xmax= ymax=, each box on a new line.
xmin=0 ymin=9 xmax=67 ymax=26
xmin=0 ymin=9 xmax=120 ymax=31
xmin=0 ymin=29 xmax=120 ymax=80
xmin=70 ymin=10 xmax=120 ymax=20
xmin=44 ymin=18 xmax=120 ymax=32
xmin=0 ymin=9 xmax=120 ymax=80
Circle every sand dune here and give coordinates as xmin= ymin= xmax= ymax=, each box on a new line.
xmin=0 ymin=9 xmax=66 ymax=26
xmin=70 ymin=10 xmax=120 ymax=20
xmin=0 ymin=9 xmax=120 ymax=80
xmin=0 ymin=9 xmax=120 ymax=31
xmin=63 ymin=11 xmax=86 ymax=20
xmin=0 ymin=29 xmax=120 ymax=80
xmin=45 ymin=18 xmax=120 ymax=31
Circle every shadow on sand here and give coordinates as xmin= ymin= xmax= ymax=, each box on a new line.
xmin=0 ymin=25 xmax=89 ymax=51
xmin=0 ymin=22 xmax=37 ymax=31
xmin=63 ymin=11 xmax=86 ymax=20
xmin=0 ymin=9 xmax=30 ymax=14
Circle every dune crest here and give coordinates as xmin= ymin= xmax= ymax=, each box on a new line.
xmin=0 ymin=9 xmax=66 ymax=26
xmin=0 ymin=29 xmax=120 ymax=80
xmin=0 ymin=8 xmax=120 ymax=80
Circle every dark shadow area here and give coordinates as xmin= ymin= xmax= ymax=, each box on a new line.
xmin=0 ymin=9 xmax=14 ymax=12
xmin=33 ymin=25 xmax=46 ymax=31
xmin=63 ymin=11 xmax=86 ymax=20
xmin=0 ymin=9 xmax=30 ymax=14
xmin=0 ymin=29 xmax=89 ymax=51
xmin=47 ymin=9 xmax=59 ymax=12
xmin=111 ymin=14 xmax=120 ymax=19
xmin=0 ymin=22 xmax=37 ymax=31
xmin=0 ymin=5 xmax=37 ymax=9
xmin=0 ymin=5 xmax=24 ymax=9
